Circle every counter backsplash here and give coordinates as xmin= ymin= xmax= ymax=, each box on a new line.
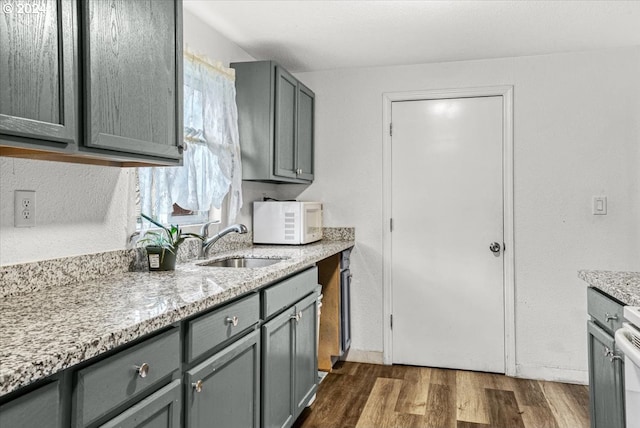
xmin=0 ymin=227 xmax=354 ymax=298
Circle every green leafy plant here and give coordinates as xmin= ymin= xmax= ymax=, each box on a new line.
xmin=138 ymin=213 xmax=204 ymax=259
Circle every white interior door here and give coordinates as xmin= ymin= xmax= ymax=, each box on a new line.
xmin=391 ymin=96 xmax=505 ymax=373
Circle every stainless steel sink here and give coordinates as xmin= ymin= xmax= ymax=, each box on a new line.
xmin=198 ymin=257 xmax=285 ymax=268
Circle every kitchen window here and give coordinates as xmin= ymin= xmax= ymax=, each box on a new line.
xmin=136 ymin=51 xmax=243 ymax=229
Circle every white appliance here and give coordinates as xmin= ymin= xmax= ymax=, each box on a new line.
xmin=253 ymin=201 xmax=323 ymax=244
xmin=616 ymin=306 xmax=640 ymax=428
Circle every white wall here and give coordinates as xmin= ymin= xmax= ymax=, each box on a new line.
xmin=292 ymin=47 xmax=640 ymax=381
xmin=0 ymin=10 xmax=276 ymax=266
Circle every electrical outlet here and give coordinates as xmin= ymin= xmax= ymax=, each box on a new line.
xmin=15 ymin=190 xmax=36 ymax=227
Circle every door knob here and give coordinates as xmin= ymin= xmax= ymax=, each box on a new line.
xmin=489 ymin=242 xmax=501 ymax=253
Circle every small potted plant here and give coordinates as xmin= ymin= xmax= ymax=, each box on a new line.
xmin=138 ymin=213 xmax=203 ymax=271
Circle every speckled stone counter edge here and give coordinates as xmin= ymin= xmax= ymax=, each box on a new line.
xmin=0 ymin=227 xmax=355 ymax=298
xmin=578 ymin=270 xmax=640 ymax=307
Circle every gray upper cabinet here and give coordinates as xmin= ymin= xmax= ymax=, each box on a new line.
xmin=81 ymin=0 xmax=182 ymax=163
xmin=0 ymin=0 xmax=77 ymax=151
xmin=0 ymin=0 xmax=183 ymax=166
xmin=296 ymin=83 xmax=315 ymax=182
xmin=232 ymin=60 xmax=315 ymax=183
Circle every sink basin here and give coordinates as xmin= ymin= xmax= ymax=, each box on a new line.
xmin=198 ymin=257 xmax=285 ymax=268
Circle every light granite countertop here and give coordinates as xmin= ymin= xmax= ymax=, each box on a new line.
xmin=0 ymin=240 xmax=354 ymax=396
xmin=579 ymin=270 xmax=640 ymax=306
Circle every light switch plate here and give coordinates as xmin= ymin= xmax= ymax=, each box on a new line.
xmin=592 ymin=196 xmax=607 ymax=215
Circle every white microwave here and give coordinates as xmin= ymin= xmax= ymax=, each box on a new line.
xmin=253 ymin=201 xmax=323 ymax=245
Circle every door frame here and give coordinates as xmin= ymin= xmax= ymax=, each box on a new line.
xmin=381 ymin=86 xmax=516 ymax=376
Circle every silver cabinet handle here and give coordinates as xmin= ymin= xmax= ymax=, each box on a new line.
xmin=135 ymin=362 xmax=150 ymax=378
xmin=605 ymin=313 xmax=618 ymax=322
xmin=290 ymin=311 xmax=303 ymax=322
xmin=297 ymin=310 xmax=302 ymax=320
xmin=192 ymin=380 xmax=204 ymax=393
xmin=604 ymin=346 xmax=622 ymax=363
xmin=225 ymin=316 xmax=239 ymax=327
xmin=489 ymin=242 xmax=501 ymax=253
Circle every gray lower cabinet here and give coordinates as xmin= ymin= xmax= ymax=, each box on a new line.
xmin=0 ymin=266 xmax=325 ymax=428
xmin=185 ymin=330 xmax=260 ymax=428
xmin=262 ymin=307 xmax=296 ymax=428
xmin=262 ymin=290 xmax=318 ymax=428
xmin=293 ymin=293 xmax=319 ymax=415
xmin=73 ymin=328 xmax=181 ymax=427
xmin=231 ymin=60 xmax=315 ymax=183
xmin=587 ymin=288 xmax=625 ymax=428
xmin=0 ymin=381 xmax=61 ymax=428
xmin=100 ymin=380 xmax=181 ymax=428
xmin=0 ymin=0 xmax=77 ymax=150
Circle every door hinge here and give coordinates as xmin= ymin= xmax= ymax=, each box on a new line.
xmin=389 ymin=123 xmax=393 ymax=136
xmin=390 ymin=218 xmax=394 ymax=232
xmin=390 ymin=314 xmax=393 ymax=329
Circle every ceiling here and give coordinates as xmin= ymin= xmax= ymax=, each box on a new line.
xmin=183 ymin=1 xmax=640 ymax=73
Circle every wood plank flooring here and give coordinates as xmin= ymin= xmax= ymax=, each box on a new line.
xmin=293 ymin=362 xmax=589 ymax=428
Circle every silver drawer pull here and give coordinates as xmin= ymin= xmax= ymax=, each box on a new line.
xmin=192 ymin=380 xmax=204 ymax=393
xmin=225 ymin=316 xmax=239 ymax=326
xmin=135 ymin=363 xmax=150 ymax=378
xmin=290 ymin=311 xmax=303 ymax=322
xmin=298 ymin=311 xmax=303 ymax=320
xmin=605 ymin=313 xmax=618 ymax=322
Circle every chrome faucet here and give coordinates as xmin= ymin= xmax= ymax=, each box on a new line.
xmin=199 ymin=223 xmax=248 ymax=259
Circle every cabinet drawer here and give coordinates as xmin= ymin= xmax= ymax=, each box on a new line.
xmin=588 ymin=287 xmax=624 ymax=334
xmin=186 ymin=293 xmax=260 ymax=362
xmin=73 ymin=328 xmax=180 ymax=427
xmin=0 ymin=381 xmax=60 ymax=428
xmin=262 ymin=267 xmax=318 ymax=319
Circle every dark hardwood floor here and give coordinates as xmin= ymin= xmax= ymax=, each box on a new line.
xmin=294 ymin=362 xmax=589 ymax=428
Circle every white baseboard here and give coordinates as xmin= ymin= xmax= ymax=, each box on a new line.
xmin=515 ymin=364 xmax=588 ymax=385
xmin=343 ymin=349 xmax=384 ymax=365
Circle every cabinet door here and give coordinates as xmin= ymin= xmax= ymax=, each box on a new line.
xmin=186 ymin=330 xmax=260 ymax=428
xmin=274 ymin=66 xmax=298 ymax=179
xmin=82 ymin=0 xmax=182 ymax=161
xmin=296 ymin=83 xmax=314 ymax=181
xmin=0 ymin=381 xmax=60 ymax=428
xmin=587 ymin=321 xmax=625 ymax=428
xmin=293 ymin=293 xmax=318 ymax=417
xmin=340 ymin=269 xmax=352 ymax=353
xmin=0 ymin=0 xmax=77 ymax=148
xmin=100 ymin=380 xmax=181 ymax=428
xmin=262 ymin=308 xmax=296 ymax=428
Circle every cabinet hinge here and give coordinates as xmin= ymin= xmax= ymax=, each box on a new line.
xmin=389 ymin=123 xmax=393 ymax=137
xmin=390 ymin=218 xmax=394 ymax=232
xmin=390 ymin=314 xmax=393 ymax=329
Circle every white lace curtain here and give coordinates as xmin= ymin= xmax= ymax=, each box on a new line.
xmin=138 ymin=51 xmax=243 ymax=225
